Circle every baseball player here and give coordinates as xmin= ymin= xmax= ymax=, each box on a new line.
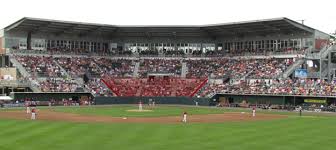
xmin=31 ymin=107 xmax=37 ymax=120
xmin=252 ymin=107 xmax=256 ymax=117
xmin=25 ymin=101 xmax=31 ymax=114
xmin=182 ymin=111 xmax=187 ymax=123
xmin=148 ymin=99 xmax=152 ymax=107
xmin=139 ymin=101 xmax=143 ymax=111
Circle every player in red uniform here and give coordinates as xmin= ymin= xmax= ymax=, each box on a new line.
xmin=31 ymin=107 xmax=37 ymax=120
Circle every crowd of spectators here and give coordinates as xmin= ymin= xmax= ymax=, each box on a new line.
xmin=39 ymin=78 xmax=78 ymax=92
xmin=85 ymin=78 xmax=114 ymax=97
xmin=199 ymin=78 xmax=336 ymax=97
xmin=224 ymin=48 xmax=306 ymax=56
xmin=56 ymin=57 xmax=101 ymax=77
xmin=13 ymin=44 xmax=308 ymax=57
xmin=48 ymin=47 xmax=91 ymax=55
xmin=175 ymin=78 xmax=205 ymax=96
xmin=138 ymin=59 xmax=182 ymax=77
xmin=14 ymin=54 xmax=300 ymax=96
xmin=56 ymin=57 xmax=135 ymax=78
xmin=15 ymin=55 xmax=63 ymax=78
xmin=95 ymin=58 xmax=135 ymax=77
xmin=105 ymin=78 xmax=140 ymax=96
xmin=186 ymin=58 xmax=293 ymax=79
xmin=103 ymin=77 xmax=206 ymax=97
xmin=246 ymin=58 xmax=293 ymax=79
xmin=139 ymin=50 xmax=159 ymax=56
xmin=186 ymin=59 xmax=231 ymax=78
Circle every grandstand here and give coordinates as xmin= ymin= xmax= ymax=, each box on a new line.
xmin=0 ymin=17 xmax=336 ymax=107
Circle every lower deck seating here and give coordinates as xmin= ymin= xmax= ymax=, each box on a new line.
xmin=102 ymin=76 xmax=207 ymax=97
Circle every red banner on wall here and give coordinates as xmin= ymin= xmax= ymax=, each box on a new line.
xmin=315 ymin=39 xmax=329 ymax=50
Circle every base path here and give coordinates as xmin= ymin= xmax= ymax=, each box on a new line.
xmin=0 ymin=110 xmax=287 ymax=124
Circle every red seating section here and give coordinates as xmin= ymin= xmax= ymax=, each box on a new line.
xmin=101 ymin=76 xmax=207 ymax=97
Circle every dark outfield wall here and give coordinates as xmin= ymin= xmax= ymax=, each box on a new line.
xmin=94 ymin=97 xmax=211 ymax=106
xmin=214 ymin=94 xmax=336 ymax=105
xmin=12 ymin=92 xmax=92 ymax=101
xmin=12 ymin=92 xmax=336 ymax=106
xmin=12 ymin=92 xmax=211 ymax=106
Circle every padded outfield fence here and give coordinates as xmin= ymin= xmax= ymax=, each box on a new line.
xmin=8 ymin=92 xmax=212 ymax=106
xmin=215 ymin=93 xmax=336 ymax=112
xmin=6 ymin=92 xmax=336 ymax=112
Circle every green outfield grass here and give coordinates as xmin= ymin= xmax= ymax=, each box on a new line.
xmin=51 ymin=105 xmax=336 ymax=117
xmin=0 ymin=106 xmax=335 ymax=150
xmin=52 ymin=105 xmax=229 ymax=117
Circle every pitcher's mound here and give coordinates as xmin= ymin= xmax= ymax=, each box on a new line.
xmin=127 ymin=109 xmax=153 ymax=112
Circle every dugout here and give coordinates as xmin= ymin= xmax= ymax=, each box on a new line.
xmin=214 ymin=93 xmax=336 ymax=107
xmin=11 ymin=92 xmax=92 ymax=103
xmin=10 ymin=92 xmax=211 ymax=106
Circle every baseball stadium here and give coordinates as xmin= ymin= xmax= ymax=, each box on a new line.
xmin=0 ymin=17 xmax=336 ymax=150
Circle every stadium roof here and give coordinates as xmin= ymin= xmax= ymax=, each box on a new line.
xmin=4 ymin=17 xmax=318 ymax=38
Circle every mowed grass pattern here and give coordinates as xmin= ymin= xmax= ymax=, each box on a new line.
xmin=52 ymin=105 xmax=336 ymax=117
xmin=52 ymin=105 xmax=229 ymax=117
xmin=0 ymin=106 xmax=336 ymax=150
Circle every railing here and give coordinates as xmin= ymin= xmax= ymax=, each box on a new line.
xmin=53 ymin=59 xmax=72 ymax=79
xmin=9 ymin=57 xmax=30 ymax=78
xmin=321 ymin=68 xmax=329 ymax=78
xmin=189 ymin=78 xmax=209 ymax=97
xmin=133 ymin=62 xmax=140 ymax=77
xmin=240 ymin=70 xmax=253 ymax=80
xmin=305 ymin=45 xmax=334 ymax=59
xmin=307 ymin=72 xmax=320 ymax=78
xmin=321 ymin=45 xmax=335 ymax=58
xmin=215 ymin=92 xmax=336 ymax=98
xmin=0 ymin=80 xmax=30 ymax=87
xmin=181 ymin=62 xmax=188 ymax=78
xmin=101 ymin=78 xmax=121 ymax=96
xmin=9 ymin=48 xmax=305 ymax=59
xmin=282 ymin=59 xmax=304 ymax=78
xmin=9 ymin=56 xmax=42 ymax=92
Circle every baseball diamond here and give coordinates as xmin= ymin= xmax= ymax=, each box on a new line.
xmin=0 ymin=105 xmax=336 ymax=150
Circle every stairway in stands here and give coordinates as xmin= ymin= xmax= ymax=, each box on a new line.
xmin=181 ymin=60 xmax=188 ymax=78
xmin=282 ymin=58 xmax=305 ymax=78
xmin=133 ymin=61 xmax=140 ymax=77
xmin=9 ymin=56 xmax=41 ymax=92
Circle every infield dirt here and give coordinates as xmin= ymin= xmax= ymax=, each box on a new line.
xmin=0 ymin=109 xmax=287 ymax=123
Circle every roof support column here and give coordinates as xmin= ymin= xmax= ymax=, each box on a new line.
xmin=27 ymin=32 xmax=32 ymax=50
xmin=300 ymin=38 xmax=303 ymax=49
xmin=328 ymin=51 xmax=332 ymax=81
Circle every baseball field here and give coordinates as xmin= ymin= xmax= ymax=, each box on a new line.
xmin=0 ymin=105 xmax=335 ymax=150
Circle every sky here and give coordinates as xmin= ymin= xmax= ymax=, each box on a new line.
xmin=1 ymin=0 xmax=335 ymax=34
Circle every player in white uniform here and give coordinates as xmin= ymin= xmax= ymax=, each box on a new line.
xmin=252 ymin=107 xmax=256 ymax=117
xmin=25 ymin=101 xmax=31 ymax=114
xmin=182 ymin=112 xmax=187 ymax=123
xmin=139 ymin=101 xmax=143 ymax=111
